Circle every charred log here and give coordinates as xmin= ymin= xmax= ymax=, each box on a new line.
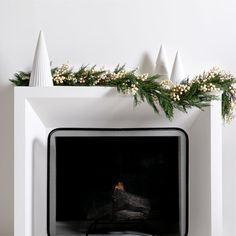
xmin=87 ymin=189 xmax=150 ymax=221
xmin=112 ymin=189 xmax=150 ymax=220
xmin=114 ymin=209 xmax=148 ymax=220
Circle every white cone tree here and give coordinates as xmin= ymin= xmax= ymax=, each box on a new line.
xmin=170 ymin=51 xmax=185 ymax=84
xmin=29 ymin=31 xmax=53 ymax=87
xmin=153 ymin=45 xmax=169 ymax=80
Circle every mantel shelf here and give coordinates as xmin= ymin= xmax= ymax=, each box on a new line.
xmin=14 ymin=86 xmax=202 ymax=129
xmin=15 ymin=86 xmax=124 ymax=98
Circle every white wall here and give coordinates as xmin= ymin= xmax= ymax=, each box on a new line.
xmin=0 ymin=0 xmax=236 ymax=235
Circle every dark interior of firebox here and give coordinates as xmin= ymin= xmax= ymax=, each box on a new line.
xmin=55 ymin=136 xmax=180 ymax=235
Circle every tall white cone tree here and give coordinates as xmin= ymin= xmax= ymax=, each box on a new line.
xmin=29 ymin=31 xmax=53 ymax=87
xmin=170 ymin=51 xmax=185 ymax=84
xmin=153 ymin=45 xmax=169 ymax=81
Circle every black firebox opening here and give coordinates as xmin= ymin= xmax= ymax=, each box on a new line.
xmin=48 ymin=129 xmax=188 ymax=236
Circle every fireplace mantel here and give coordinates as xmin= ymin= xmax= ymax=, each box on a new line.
xmin=14 ymin=87 xmax=222 ymax=236
xmin=14 ymin=86 xmax=202 ymax=128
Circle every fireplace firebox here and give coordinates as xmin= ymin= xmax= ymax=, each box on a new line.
xmin=47 ymin=128 xmax=188 ymax=236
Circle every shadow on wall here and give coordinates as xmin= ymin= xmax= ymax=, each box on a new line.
xmin=0 ymin=84 xmax=14 ymax=235
xmin=138 ymin=52 xmax=154 ymax=74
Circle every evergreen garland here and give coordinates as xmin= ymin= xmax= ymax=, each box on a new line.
xmin=10 ymin=64 xmax=236 ymax=122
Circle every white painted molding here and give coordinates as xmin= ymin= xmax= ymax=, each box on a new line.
xmin=14 ymin=87 xmax=222 ymax=236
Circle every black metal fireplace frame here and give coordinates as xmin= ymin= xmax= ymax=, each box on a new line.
xmin=47 ymin=127 xmax=189 ymax=236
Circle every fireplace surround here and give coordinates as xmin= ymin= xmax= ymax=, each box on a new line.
xmin=14 ymin=87 xmax=222 ymax=236
xmin=47 ymin=128 xmax=188 ymax=236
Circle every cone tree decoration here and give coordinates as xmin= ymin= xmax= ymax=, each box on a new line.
xmin=29 ymin=31 xmax=53 ymax=87
xmin=170 ymin=51 xmax=185 ymax=84
xmin=154 ymin=45 xmax=169 ymax=81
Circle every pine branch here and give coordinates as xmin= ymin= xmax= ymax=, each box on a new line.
xmin=10 ymin=64 xmax=236 ymax=122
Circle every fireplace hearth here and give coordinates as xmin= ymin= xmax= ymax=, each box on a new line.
xmin=47 ymin=128 xmax=188 ymax=236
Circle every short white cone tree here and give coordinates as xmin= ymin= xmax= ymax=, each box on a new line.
xmin=170 ymin=51 xmax=185 ymax=84
xmin=29 ymin=31 xmax=53 ymax=87
xmin=153 ymin=45 xmax=169 ymax=81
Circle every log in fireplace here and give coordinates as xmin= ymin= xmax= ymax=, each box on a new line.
xmin=47 ymin=128 xmax=188 ymax=236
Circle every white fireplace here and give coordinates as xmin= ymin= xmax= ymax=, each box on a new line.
xmin=14 ymin=86 xmax=222 ymax=236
